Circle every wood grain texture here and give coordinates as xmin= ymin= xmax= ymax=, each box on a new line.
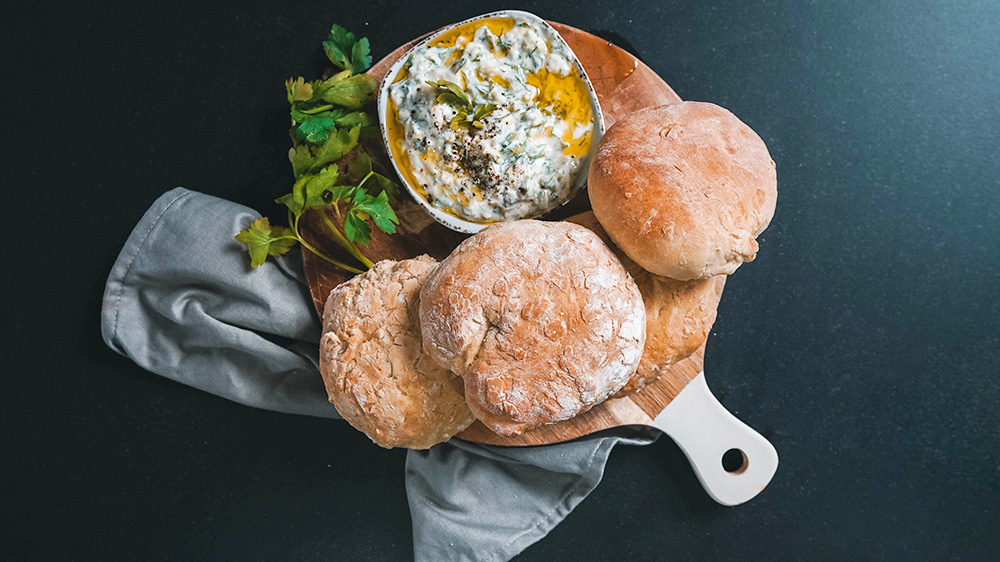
xmin=301 ymin=22 xmax=709 ymax=447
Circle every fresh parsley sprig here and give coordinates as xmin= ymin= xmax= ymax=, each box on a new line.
xmin=237 ymin=24 xmax=399 ymax=273
xmin=323 ymin=25 xmax=372 ymax=74
xmin=234 ymin=218 xmax=299 ymax=268
xmin=426 ymin=80 xmax=497 ymax=131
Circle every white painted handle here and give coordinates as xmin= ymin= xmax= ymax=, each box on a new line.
xmin=651 ymin=372 xmax=778 ymax=506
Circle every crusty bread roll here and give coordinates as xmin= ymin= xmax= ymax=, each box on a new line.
xmin=588 ymin=101 xmax=777 ymax=280
xmin=568 ymin=211 xmax=725 ymax=397
xmin=319 ymin=256 xmax=475 ymax=449
xmin=419 ymin=220 xmax=646 ymax=436
xmin=613 ymin=274 xmax=723 ymax=397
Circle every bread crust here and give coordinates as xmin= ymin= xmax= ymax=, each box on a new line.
xmin=419 ymin=220 xmax=646 ymax=436
xmin=588 ymin=101 xmax=777 ymax=280
xmin=614 ymin=274 xmax=723 ymax=396
xmin=319 ymin=256 xmax=475 ymax=449
xmin=568 ymin=212 xmax=724 ymax=397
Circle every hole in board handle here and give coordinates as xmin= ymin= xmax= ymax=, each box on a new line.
xmin=722 ymin=448 xmax=748 ymax=474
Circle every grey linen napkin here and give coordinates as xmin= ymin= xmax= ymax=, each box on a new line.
xmin=101 ymin=188 xmax=656 ymax=561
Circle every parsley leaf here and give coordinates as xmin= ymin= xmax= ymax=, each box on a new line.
xmin=319 ymin=73 xmax=377 ymax=109
xmin=428 ymin=80 xmax=497 ymax=131
xmin=344 ymin=188 xmax=399 ymax=244
xmin=305 ymin=165 xmax=339 ymax=209
xmin=347 ymin=152 xmax=399 ymax=200
xmin=326 ymin=183 xmax=358 ymax=203
xmin=234 ymin=217 xmax=297 ymax=267
xmin=472 ymin=104 xmax=498 ymax=128
xmin=289 ymin=145 xmax=314 ymax=179
xmin=449 ymin=111 xmax=470 ymax=130
xmin=359 ymin=124 xmax=382 ymax=141
xmin=291 ymin=107 xmax=345 ymax=126
xmin=309 ymin=125 xmax=360 ymax=172
xmin=285 ymin=77 xmax=314 ymax=102
xmin=367 ymin=172 xmax=400 ymax=201
xmin=274 ymin=190 xmax=303 ymax=216
xmin=277 ymin=164 xmax=342 ymax=215
xmin=295 ymin=115 xmax=337 ymax=143
xmin=350 ymin=37 xmax=372 ymax=74
xmin=323 ymin=26 xmax=354 ymax=70
xmin=427 ymin=80 xmax=471 ymax=108
xmin=351 ymin=189 xmax=399 ymax=235
xmin=343 ymin=211 xmax=371 ymax=245
xmin=323 ymin=25 xmax=372 ymax=74
xmin=347 ymin=150 xmax=372 ymax=180
xmin=335 ymin=111 xmax=375 ymax=128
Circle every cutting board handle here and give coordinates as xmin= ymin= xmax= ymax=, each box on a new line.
xmin=652 ymin=372 xmax=778 ymax=506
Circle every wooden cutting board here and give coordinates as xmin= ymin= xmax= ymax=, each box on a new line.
xmin=301 ymin=22 xmax=700 ymax=446
xmin=300 ymin=22 xmax=778 ymax=505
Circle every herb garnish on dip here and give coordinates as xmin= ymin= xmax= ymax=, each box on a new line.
xmin=384 ymin=13 xmax=600 ymax=224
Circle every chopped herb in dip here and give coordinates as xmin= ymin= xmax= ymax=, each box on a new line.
xmin=386 ymin=16 xmax=597 ymax=223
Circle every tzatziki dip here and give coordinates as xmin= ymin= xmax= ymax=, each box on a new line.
xmin=384 ymin=15 xmax=598 ymax=223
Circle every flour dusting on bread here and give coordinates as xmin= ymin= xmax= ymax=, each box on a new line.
xmin=419 ymin=220 xmax=646 ymax=436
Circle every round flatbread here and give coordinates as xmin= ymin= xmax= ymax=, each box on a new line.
xmin=567 ymin=211 xmax=724 ymax=397
xmin=419 ymin=220 xmax=646 ymax=436
xmin=319 ymin=256 xmax=475 ymax=449
xmin=589 ymin=101 xmax=777 ymax=280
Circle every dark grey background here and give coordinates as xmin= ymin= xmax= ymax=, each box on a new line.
xmin=3 ymin=0 xmax=998 ymax=560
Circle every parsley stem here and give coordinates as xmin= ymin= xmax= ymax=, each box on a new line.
xmin=288 ymin=211 xmax=365 ymax=275
xmin=295 ymin=237 xmax=364 ymax=275
xmin=318 ymin=208 xmax=374 ymax=269
xmin=301 ymin=104 xmax=334 ymax=114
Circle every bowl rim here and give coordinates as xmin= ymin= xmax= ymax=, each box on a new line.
xmin=376 ymin=10 xmax=606 ymax=234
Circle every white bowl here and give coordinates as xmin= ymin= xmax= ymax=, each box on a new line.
xmin=376 ymin=10 xmax=606 ymax=234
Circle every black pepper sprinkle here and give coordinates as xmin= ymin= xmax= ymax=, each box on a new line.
xmin=456 ymin=129 xmax=502 ymax=194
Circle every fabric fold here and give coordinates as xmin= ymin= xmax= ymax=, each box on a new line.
xmin=100 ymin=187 xmax=336 ymax=419
xmin=407 ymin=431 xmax=654 ymax=562
xmin=100 ymin=188 xmax=657 ymax=562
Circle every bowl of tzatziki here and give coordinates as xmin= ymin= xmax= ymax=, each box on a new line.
xmin=377 ymin=10 xmax=605 ymax=233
